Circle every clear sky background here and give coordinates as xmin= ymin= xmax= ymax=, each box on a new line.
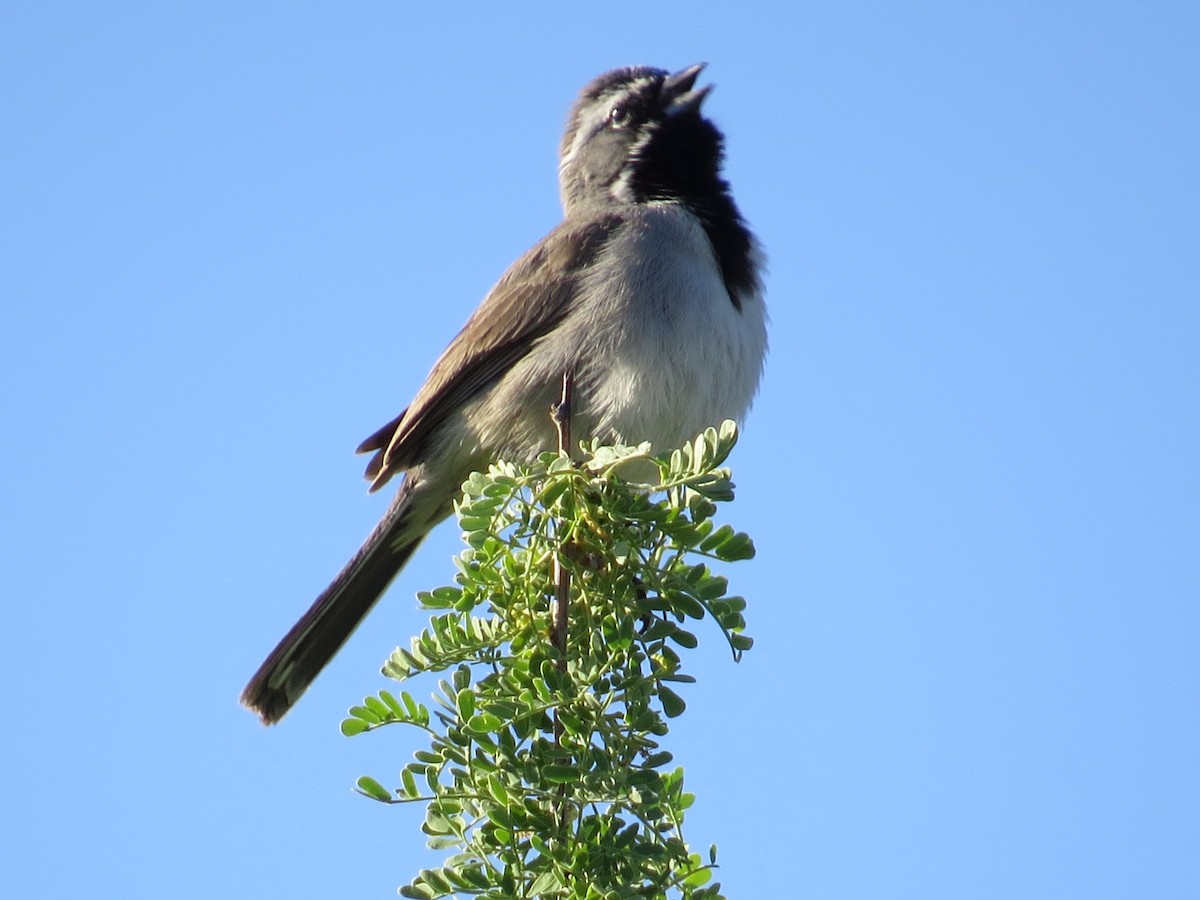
xmin=3 ymin=3 xmax=1197 ymax=898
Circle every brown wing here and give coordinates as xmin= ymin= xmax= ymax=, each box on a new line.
xmin=358 ymin=212 xmax=622 ymax=490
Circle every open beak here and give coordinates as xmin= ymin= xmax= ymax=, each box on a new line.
xmin=661 ymin=62 xmax=712 ymax=118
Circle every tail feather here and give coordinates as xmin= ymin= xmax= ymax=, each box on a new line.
xmin=241 ymin=484 xmax=425 ymax=725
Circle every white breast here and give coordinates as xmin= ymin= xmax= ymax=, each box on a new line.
xmin=570 ymin=202 xmax=768 ymax=449
xmin=467 ymin=202 xmax=767 ymax=462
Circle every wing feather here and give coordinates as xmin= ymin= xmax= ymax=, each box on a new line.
xmin=360 ymin=212 xmax=622 ymax=490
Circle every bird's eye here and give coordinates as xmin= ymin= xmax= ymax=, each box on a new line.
xmin=608 ymin=104 xmax=632 ymax=128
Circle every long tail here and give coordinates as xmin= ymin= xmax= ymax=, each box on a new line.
xmin=241 ymin=481 xmax=427 ymax=724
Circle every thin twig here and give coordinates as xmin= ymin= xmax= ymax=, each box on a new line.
xmin=550 ymin=372 xmax=574 ymax=830
xmin=551 ymin=370 xmax=574 ymax=457
xmin=550 ymin=371 xmax=574 ymax=676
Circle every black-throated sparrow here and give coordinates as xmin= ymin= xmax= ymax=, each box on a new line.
xmin=242 ymin=63 xmax=767 ymax=724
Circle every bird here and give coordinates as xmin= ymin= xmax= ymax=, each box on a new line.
xmin=241 ymin=63 xmax=767 ymax=724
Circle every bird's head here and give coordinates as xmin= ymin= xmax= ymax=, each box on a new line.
xmin=558 ymin=63 xmax=728 ymax=216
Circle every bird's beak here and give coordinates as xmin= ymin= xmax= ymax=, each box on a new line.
xmin=662 ymin=62 xmax=712 ymax=118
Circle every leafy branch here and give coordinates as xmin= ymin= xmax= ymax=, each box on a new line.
xmin=343 ymin=421 xmax=755 ymax=899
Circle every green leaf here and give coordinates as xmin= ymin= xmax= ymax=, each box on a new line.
xmin=419 ymin=868 xmax=453 ymax=893
xmin=467 ymin=713 xmax=503 ymax=733
xmin=486 ymin=806 xmax=514 ymax=829
xmin=659 ymin=685 xmax=686 ymax=718
xmin=556 ymin=709 xmax=583 ymax=735
xmin=659 ymin=671 xmax=697 ymax=684
xmin=669 ymin=629 xmax=698 ymax=649
xmin=452 ymin=664 xmax=471 ymax=692
xmin=423 ymin=765 xmax=440 ymax=794
xmin=529 ymin=871 xmax=564 ymax=894
xmin=693 ymin=573 xmax=728 ymax=601
xmin=401 ymin=767 xmax=419 ymax=799
xmin=642 ymin=751 xmax=673 ymax=769
xmin=456 ymin=690 xmax=475 ymax=721
xmin=698 ymin=523 xmax=734 ymax=553
xmin=416 ymin=590 xmax=451 ymax=610
xmin=537 ymin=477 xmax=570 ymax=505
xmin=731 ymin=633 xmax=754 ymax=652
xmin=423 ymin=810 xmax=454 ymax=836
xmin=715 ymin=531 xmax=755 ymax=560
xmin=340 ymin=717 xmax=369 ymax=736
xmin=547 ymin=453 xmax=576 ymax=473
xmin=542 ymin=764 xmax=581 ymax=783
xmin=363 ymin=694 xmax=391 ymax=720
xmin=459 ymin=865 xmax=492 ymax=889
xmin=457 ymin=514 xmax=492 ymax=533
xmin=670 ymin=592 xmax=706 ymax=619
xmin=688 ymin=493 xmax=719 ymax=521
xmin=379 ymin=689 xmax=406 ymax=718
xmin=486 ymin=773 xmax=509 ymax=805
xmin=347 ymin=704 xmax=381 ymax=725
xmin=639 ymin=618 xmax=677 ymax=641
xmin=355 ymin=775 xmax=392 ymax=803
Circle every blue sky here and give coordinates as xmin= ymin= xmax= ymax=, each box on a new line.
xmin=2 ymin=3 xmax=1197 ymax=898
